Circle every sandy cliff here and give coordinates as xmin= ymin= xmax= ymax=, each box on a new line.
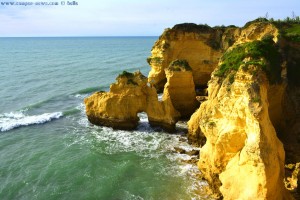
xmin=163 ymin=60 xmax=199 ymax=118
xmin=147 ymin=23 xmax=227 ymax=92
xmin=196 ymin=70 xmax=290 ymax=199
xmin=84 ymin=19 xmax=300 ymax=199
xmin=187 ymin=23 xmax=299 ymax=199
xmin=84 ymin=71 xmax=180 ymax=131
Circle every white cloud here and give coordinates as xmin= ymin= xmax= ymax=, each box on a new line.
xmin=0 ymin=0 xmax=299 ymax=36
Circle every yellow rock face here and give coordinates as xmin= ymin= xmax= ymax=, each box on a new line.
xmin=235 ymin=22 xmax=279 ymax=45
xmin=189 ymin=67 xmax=292 ymax=199
xmin=148 ymin=24 xmax=225 ymax=91
xmin=148 ymin=22 xmax=280 ymax=92
xmin=84 ymin=71 xmax=180 ymax=131
xmin=163 ymin=63 xmax=199 ymax=118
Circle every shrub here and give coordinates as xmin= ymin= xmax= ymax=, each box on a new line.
xmin=147 ymin=57 xmax=162 ymax=65
xmin=214 ymin=36 xmax=281 ymax=84
xmin=168 ymin=59 xmax=192 ymax=71
xmin=252 ymin=96 xmax=261 ymax=103
xmin=229 ymin=74 xmax=235 ymax=84
xmin=118 ymin=71 xmax=134 ymax=78
xmin=127 ymin=79 xmax=138 ymax=85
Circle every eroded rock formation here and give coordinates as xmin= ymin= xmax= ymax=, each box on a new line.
xmin=163 ymin=60 xmax=199 ymax=118
xmin=187 ymin=26 xmax=297 ymax=199
xmin=85 ymin=19 xmax=300 ymax=199
xmin=196 ymin=70 xmax=290 ymax=199
xmin=84 ymin=71 xmax=180 ymax=131
xmin=147 ymin=22 xmax=284 ymax=93
xmin=147 ymin=23 xmax=226 ymax=92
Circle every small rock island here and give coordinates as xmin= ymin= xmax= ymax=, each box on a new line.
xmin=85 ymin=18 xmax=300 ymax=199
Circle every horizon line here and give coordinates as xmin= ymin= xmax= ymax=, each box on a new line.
xmin=0 ymin=36 xmax=159 ymax=38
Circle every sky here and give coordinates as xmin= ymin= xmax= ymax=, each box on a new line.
xmin=0 ymin=0 xmax=299 ymax=37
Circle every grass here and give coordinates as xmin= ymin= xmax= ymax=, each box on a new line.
xmin=214 ymin=35 xmax=281 ymax=84
xmin=172 ymin=23 xmax=212 ymax=33
xmin=282 ymin=24 xmax=300 ymax=42
xmin=118 ymin=71 xmax=134 ymax=78
xmin=229 ymin=74 xmax=235 ymax=84
xmin=147 ymin=57 xmax=162 ymax=65
xmin=252 ymin=96 xmax=261 ymax=103
xmin=167 ymin=59 xmax=192 ymax=71
xmin=117 ymin=71 xmax=138 ymax=85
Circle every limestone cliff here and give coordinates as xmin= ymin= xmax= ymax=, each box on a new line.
xmin=147 ymin=23 xmax=227 ymax=92
xmin=188 ymin=33 xmax=294 ymax=199
xmin=162 ymin=60 xmax=199 ymax=118
xmin=147 ymin=22 xmax=282 ymax=93
xmin=84 ymin=71 xmax=180 ymax=131
xmin=84 ymin=19 xmax=300 ymax=199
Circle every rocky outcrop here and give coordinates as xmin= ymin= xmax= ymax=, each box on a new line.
xmin=84 ymin=19 xmax=300 ymax=199
xmin=188 ymin=21 xmax=283 ymax=147
xmin=84 ymin=71 xmax=180 ymax=131
xmin=147 ymin=23 xmax=227 ymax=92
xmin=147 ymin=22 xmax=282 ymax=93
xmin=188 ymin=35 xmax=293 ymax=199
xmin=162 ymin=60 xmax=199 ymax=118
xmin=197 ymin=71 xmax=289 ymax=199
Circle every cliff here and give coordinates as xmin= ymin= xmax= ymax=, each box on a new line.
xmin=84 ymin=71 xmax=180 ymax=131
xmin=188 ymin=20 xmax=300 ymax=199
xmin=147 ymin=23 xmax=228 ymax=92
xmin=84 ymin=19 xmax=300 ymax=199
xmin=163 ymin=60 xmax=199 ymax=118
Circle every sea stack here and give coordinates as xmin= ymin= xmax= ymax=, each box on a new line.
xmin=84 ymin=71 xmax=180 ymax=131
xmin=85 ymin=19 xmax=300 ymax=199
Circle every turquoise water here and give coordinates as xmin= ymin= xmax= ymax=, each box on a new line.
xmin=0 ymin=37 xmax=208 ymax=200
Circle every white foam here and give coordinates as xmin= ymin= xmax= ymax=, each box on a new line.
xmin=74 ymin=103 xmax=209 ymax=198
xmin=0 ymin=111 xmax=63 ymax=132
xmin=158 ymin=93 xmax=163 ymax=101
xmin=74 ymin=93 xmax=89 ymax=99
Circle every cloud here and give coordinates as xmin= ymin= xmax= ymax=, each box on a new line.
xmin=0 ymin=0 xmax=299 ymax=36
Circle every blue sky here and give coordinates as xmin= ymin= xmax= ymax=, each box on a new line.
xmin=0 ymin=0 xmax=299 ymax=36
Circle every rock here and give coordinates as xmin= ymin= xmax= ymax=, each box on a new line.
xmin=147 ymin=23 xmax=228 ymax=92
xmin=178 ymin=136 xmax=187 ymax=142
xmin=188 ymin=35 xmax=293 ymax=199
xmin=187 ymin=109 xmax=206 ymax=147
xmin=174 ymin=147 xmax=186 ymax=154
xmin=84 ymin=71 xmax=180 ymax=131
xmin=84 ymin=20 xmax=300 ymax=199
xmin=285 ymin=162 xmax=300 ymax=191
xmin=163 ymin=60 xmax=199 ymax=118
xmin=147 ymin=22 xmax=282 ymax=93
xmin=186 ymin=149 xmax=199 ymax=156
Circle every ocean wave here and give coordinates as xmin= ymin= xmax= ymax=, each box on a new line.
xmin=63 ymin=108 xmax=81 ymax=116
xmin=0 ymin=111 xmax=63 ymax=132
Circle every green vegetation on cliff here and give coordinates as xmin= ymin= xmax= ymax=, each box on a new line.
xmin=281 ymin=24 xmax=300 ymax=42
xmin=172 ymin=23 xmax=213 ymax=33
xmin=167 ymin=59 xmax=192 ymax=72
xmin=118 ymin=71 xmax=134 ymax=78
xmin=117 ymin=71 xmax=147 ymax=85
xmin=147 ymin=57 xmax=162 ymax=65
xmin=244 ymin=17 xmax=300 ymax=42
xmin=214 ymin=36 xmax=281 ymax=84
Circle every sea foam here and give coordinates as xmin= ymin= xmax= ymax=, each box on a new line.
xmin=0 ymin=111 xmax=63 ymax=132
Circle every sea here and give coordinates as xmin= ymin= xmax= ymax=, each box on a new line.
xmin=0 ymin=37 xmax=211 ymax=200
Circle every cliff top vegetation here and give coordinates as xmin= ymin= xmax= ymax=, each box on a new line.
xmin=214 ymin=35 xmax=281 ymax=84
xmin=167 ymin=59 xmax=192 ymax=72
